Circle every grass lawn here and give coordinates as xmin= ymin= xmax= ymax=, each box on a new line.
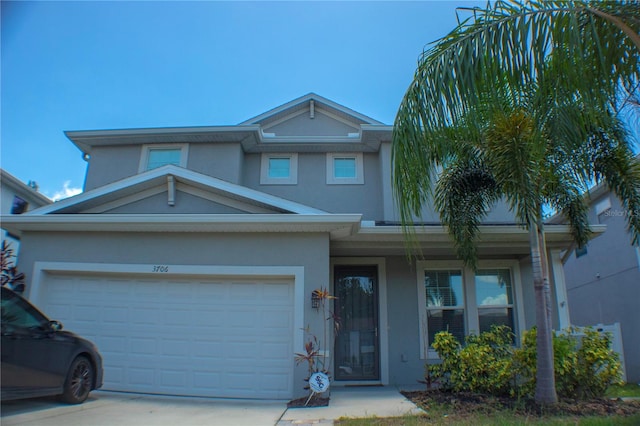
xmin=336 ymin=384 xmax=640 ymax=426
xmin=336 ymin=414 xmax=640 ymax=425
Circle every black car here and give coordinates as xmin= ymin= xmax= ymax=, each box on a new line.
xmin=1 ymin=286 xmax=103 ymax=403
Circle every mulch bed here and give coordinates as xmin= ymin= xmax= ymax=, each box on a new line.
xmin=402 ymin=389 xmax=640 ymax=418
xmin=287 ymin=394 xmax=330 ymax=408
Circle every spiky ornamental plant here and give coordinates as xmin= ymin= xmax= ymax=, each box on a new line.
xmin=294 ymin=287 xmax=340 ymax=403
xmin=1 ymin=241 xmax=25 ymax=293
xmin=392 ymin=0 xmax=640 ymax=404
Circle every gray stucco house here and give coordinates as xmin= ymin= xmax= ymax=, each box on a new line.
xmin=2 ymin=94 xmax=582 ymax=399
xmin=557 ymin=184 xmax=640 ymax=383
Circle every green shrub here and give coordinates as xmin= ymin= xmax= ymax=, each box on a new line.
xmin=515 ymin=327 xmax=623 ymax=399
xmin=428 ymin=325 xmax=622 ymax=400
xmin=429 ymin=325 xmax=516 ymax=396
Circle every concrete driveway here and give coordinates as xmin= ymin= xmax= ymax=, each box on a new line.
xmin=1 ymin=391 xmax=288 ymax=426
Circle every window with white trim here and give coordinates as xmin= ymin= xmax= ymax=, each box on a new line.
xmin=417 ymin=261 xmax=523 ymax=359
xmin=595 ymin=196 xmax=612 ymax=223
xmin=260 ymin=153 xmax=298 ymax=185
xmin=326 ymin=153 xmax=363 ymax=184
xmin=424 ymin=269 xmax=466 ymax=346
xmin=475 ymin=269 xmax=515 ymax=335
xmin=139 ymin=144 xmax=188 ymax=172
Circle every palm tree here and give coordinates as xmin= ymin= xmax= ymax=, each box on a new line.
xmin=392 ymin=0 xmax=640 ymax=404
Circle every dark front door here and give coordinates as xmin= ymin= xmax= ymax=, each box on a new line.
xmin=334 ymin=265 xmax=379 ymax=381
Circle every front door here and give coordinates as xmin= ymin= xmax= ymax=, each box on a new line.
xmin=334 ymin=265 xmax=379 ymax=381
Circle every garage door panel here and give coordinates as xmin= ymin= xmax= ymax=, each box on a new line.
xmin=101 ymin=335 xmax=127 ymax=354
xmin=38 ymin=273 xmax=295 ymax=399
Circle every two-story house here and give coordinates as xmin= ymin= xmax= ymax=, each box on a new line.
xmin=1 ymin=94 xmax=583 ymax=400
xmin=558 ymin=183 xmax=640 ymax=383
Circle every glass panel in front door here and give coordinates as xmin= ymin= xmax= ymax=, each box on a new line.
xmin=334 ymin=265 xmax=379 ymax=381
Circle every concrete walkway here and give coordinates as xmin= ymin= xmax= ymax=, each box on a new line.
xmin=1 ymin=392 xmax=285 ymax=426
xmin=1 ymin=386 xmax=424 ymax=426
xmin=278 ymin=386 xmax=425 ymax=425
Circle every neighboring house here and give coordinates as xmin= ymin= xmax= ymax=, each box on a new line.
xmin=1 ymin=93 xmax=584 ymax=400
xmin=557 ymin=184 xmax=640 ymax=383
xmin=1 ymin=168 xmax=52 ymax=253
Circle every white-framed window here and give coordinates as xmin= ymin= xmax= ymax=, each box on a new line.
xmin=326 ymin=153 xmax=363 ymax=184
xmin=416 ymin=260 xmax=524 ymax=359
xmin=260 ymin=153 xmax=298 ymax=185
xmin=474 ymin=269 xmax=516 ymax=336
xmin=595 ymin=196 xmax=612 ymax=223
xmin=423 ymin=269 xmax=466 ymax=346
xmin=139 ymin=144 xmax=188 ymax=172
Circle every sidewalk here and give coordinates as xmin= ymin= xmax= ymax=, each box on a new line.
xmin=1 ymin=386 xmax=423 ymax=426
xmin=277 ymin=386 xmax=425 ymax=425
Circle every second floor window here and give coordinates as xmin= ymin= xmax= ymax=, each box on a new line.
xmin=260 ymin=154 xmax=298 ymax=185
xmin=140 ymin=144 xmax=188 ymax=172
xmin=326 ymin=153 xmax=364 ymax=184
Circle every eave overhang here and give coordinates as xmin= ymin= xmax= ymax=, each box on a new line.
xmin=331 ymin=223 xmax=607 ymax=256
xmin=65 ymin=126 xmax=262 ymax=155
xmin=0 ymin=214 xmax=362 ymax=240
xmin=65 ymin=126 xmax=393 ymax=155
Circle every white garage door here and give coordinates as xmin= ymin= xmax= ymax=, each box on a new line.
xmin=37 ymin=273 xmax=295 ymax=399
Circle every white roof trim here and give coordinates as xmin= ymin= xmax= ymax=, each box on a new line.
xmin=239 ymin=93 xmax=384 ymax=126
xmin=28 ymin=165 xmax=328 ymax=215
xmin=1 ymin=213 xmax=361 ymax=239
xmin=346 ymin=223 xmax=605 ymax=248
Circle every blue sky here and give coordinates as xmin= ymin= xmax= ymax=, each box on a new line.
xmin=1 ymin=1 xmax=486 ymax=200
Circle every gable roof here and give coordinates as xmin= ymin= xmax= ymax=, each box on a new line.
xmin=28 ymin=165 xmax=328 ymax=215
xmin=239 ymin=93 xmax=385 ymax=126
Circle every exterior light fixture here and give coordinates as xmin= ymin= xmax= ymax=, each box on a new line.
xmin=311 ymin=291 xmax=320 ymax=309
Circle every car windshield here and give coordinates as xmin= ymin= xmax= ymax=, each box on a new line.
xmin=1 ymin=288 xmax=49 ymax=329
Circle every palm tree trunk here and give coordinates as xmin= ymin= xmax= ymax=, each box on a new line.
xmin=529 ymin=220 xmax=558 ymax=404
xmin=538 ymin=218 xmax=555 ymax=351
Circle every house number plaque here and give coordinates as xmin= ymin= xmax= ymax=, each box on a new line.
xmin=152 ymin=265 xmax=169 ymax=273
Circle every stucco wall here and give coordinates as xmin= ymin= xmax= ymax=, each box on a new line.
xmin=384 ymin=256 xmax=423 ymax=385
xmin=242 ymin=152 xmax=383 ymax=220
xmin=187 ymin=143 xmax=243 ymax=184
xmin=266 ymin=111 xmax=359 ymax=136
xmin=84 ymin=145 xmax=141 ymax=190
xmin=82 ymin=140 xmax=521 ymax=225
xmin=102 ymin=191 xmax=246 ymax=214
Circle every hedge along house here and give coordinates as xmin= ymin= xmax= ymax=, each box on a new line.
xmin=1 ymin=93 xmax=587 ymax=400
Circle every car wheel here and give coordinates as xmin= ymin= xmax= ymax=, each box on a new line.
xmin=61 ymin=356 xmax=94 ymax=404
